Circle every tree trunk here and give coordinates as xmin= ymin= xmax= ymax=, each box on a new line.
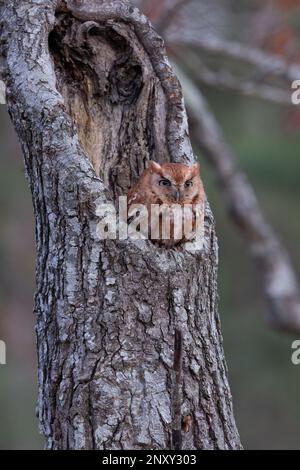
xmin=0 ymin=0 xmax=242 ymax=450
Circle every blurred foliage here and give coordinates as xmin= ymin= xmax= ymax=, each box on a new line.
xmin=196 ymin=87 xmax=300 ymax=449
xmin=0 ymin=107 xmax=43 ymax=449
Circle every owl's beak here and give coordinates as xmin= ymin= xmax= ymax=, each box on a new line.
xmin=173 ymin=188 xmax=181 ymax=202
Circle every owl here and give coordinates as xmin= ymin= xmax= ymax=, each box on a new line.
xmin=126 ymin=161 xmax=205 ymax=248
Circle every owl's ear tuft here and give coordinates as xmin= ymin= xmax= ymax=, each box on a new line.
xmin=191 ymin=162 xmax=200 ymax=176
xmin=147 ymin=161 xmax=162 ymax=173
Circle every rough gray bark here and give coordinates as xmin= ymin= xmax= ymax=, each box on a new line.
xmin=0 ymin=0 xmax=242 ymax=450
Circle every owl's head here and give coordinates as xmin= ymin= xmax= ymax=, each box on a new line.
xmin=146 ymin=161 xmax=201 ymax=204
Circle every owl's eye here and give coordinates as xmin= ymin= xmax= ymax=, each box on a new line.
xmin=159 ymin=179 xmax=171 ymax=187
xmin=185 ymin=180 xmax=193 ymax=188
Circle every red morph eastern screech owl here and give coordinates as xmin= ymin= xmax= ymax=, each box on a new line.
xmin=126 ymin=161 xmax=205 ymax=248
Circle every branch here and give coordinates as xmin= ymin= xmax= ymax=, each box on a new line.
xmin=155 ymin=0 xmax=192 ymax=35
xmin=170 ymin=33 xmax=300 ymax=84
xmin=178 ymin=52 xmax=291 ymax=106
xmin=174 ymin=64 xmax=300 ymax=334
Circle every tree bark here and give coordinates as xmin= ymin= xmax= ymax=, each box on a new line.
xmin=0 ymin=0 xmax=242 ymax=450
